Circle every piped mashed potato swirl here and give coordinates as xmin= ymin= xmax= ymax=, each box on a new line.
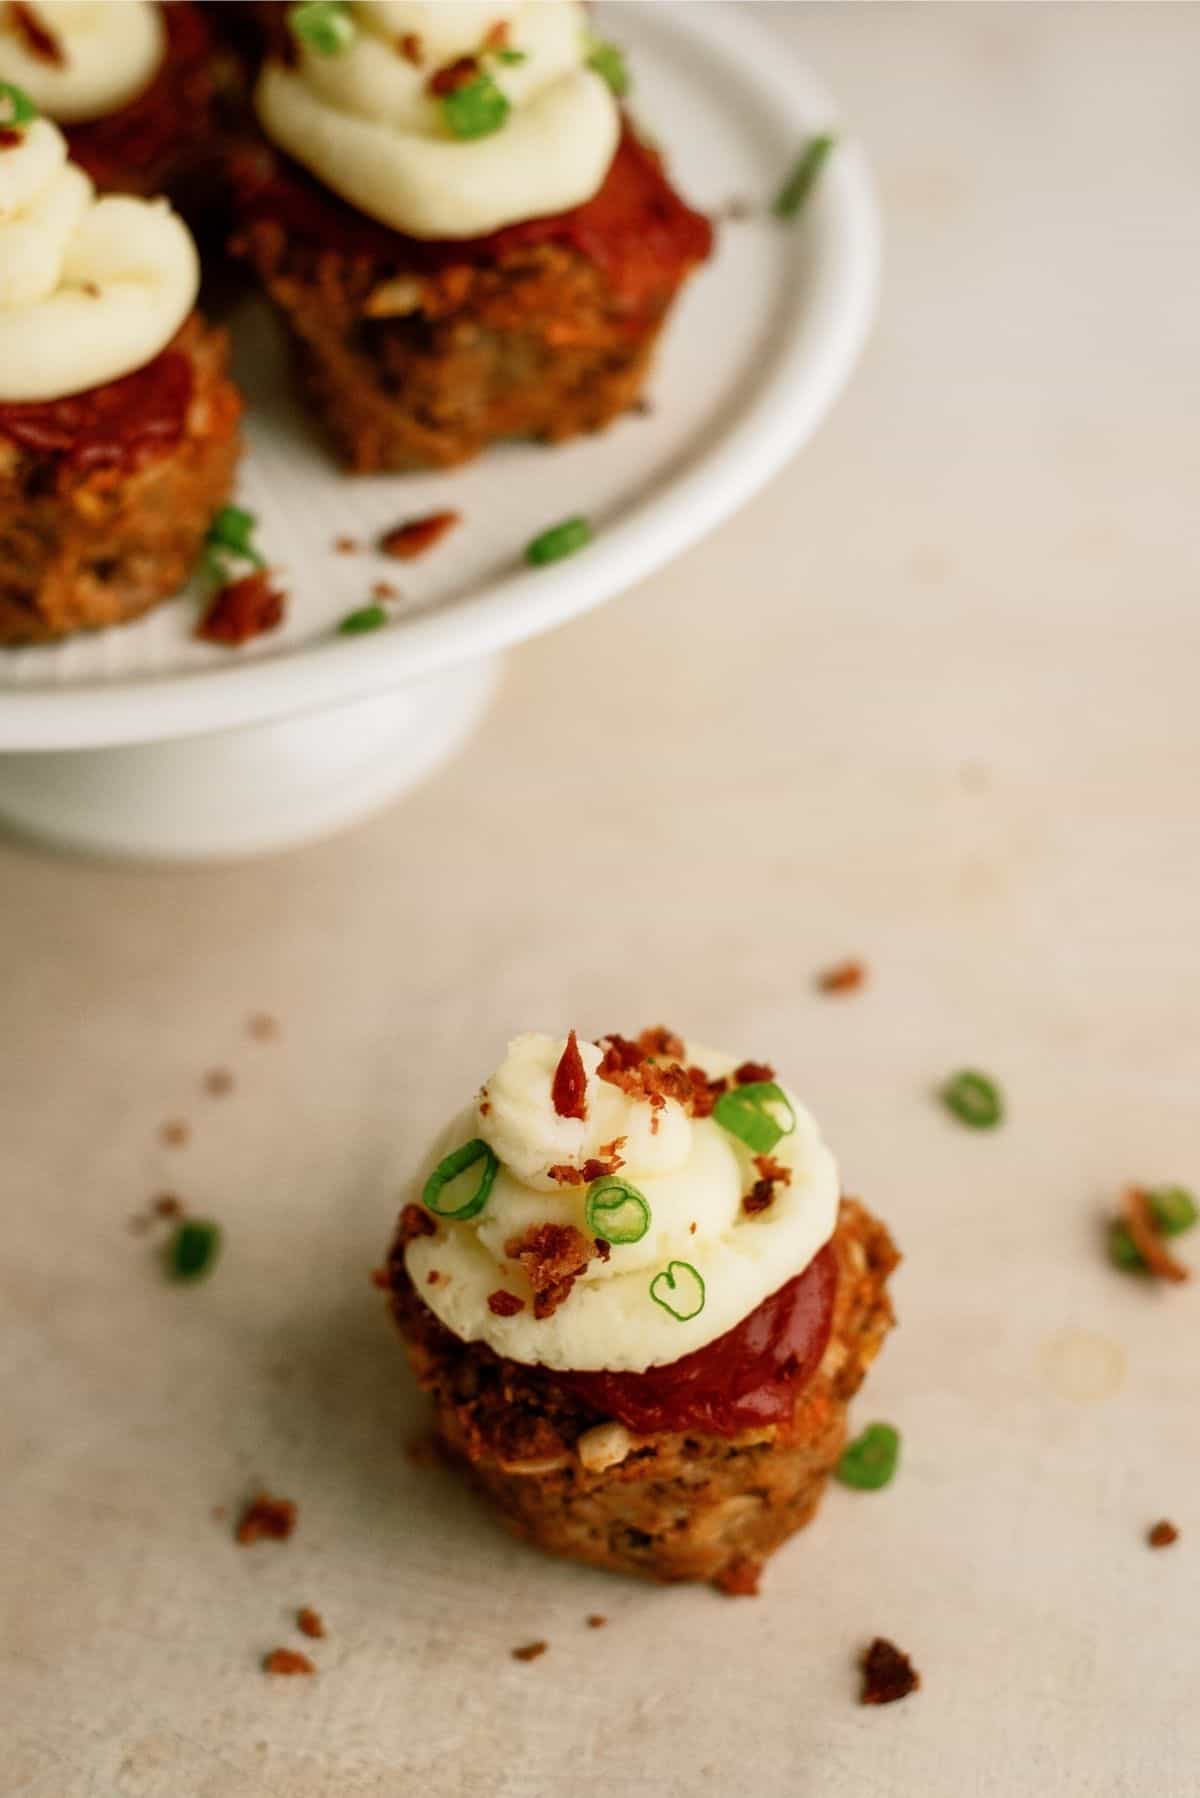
xmin=0 ymin=113 xmax=198 ymax=402
xmin=256 ymin=0 xmax=621 ymax=240
xmin=0 ymin=2 xmax=165 ymax=124
xmin=406 ymin=1033 xmax=841 ymax=1374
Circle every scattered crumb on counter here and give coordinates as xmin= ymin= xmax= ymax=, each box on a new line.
xmin=371 ymin=581 xmax=400 ymax=602
xmin=1148 ymin=1520 xmax=1179 ymax=1549
xmin=160 ymin=1121 xmax=190 ymax=1148
xmin=196 ymin=572 xmax=286 ymax=647
xmin=713 ymin=1557 xmax=761 ymax=1597
xmin=334 ymin=536 xmax=360 ymax=554
xmin=263 ymin=1647 xmax=315 ymax=1676
xmin=154 ymin=1193 xmax=184 ymax=1219
xmin=818 ymin=959 xmax=867 ymax=995
xmin=204 ymin=1068 xmax=234 ymax=1097
xmin=236 ymin=1493 xmax=298 ymax=1545
xmin=379 ymin=510 xmax=461 ymax=560
xmin=248 ymin=1013 xmax=279 ymax=1041
xmin=297 ymin=1607 xmax=326 ymax=1639
xmin=512 ymin=1642 xmax=548 ymax=1663
xmin=586 ymin=1615 xmax=607 ymax=1630
xmin=860 ymin=1638 xmax=920 ymax=1705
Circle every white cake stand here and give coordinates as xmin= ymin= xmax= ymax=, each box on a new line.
xmin=0 ymin=1 xmax=880 ymax=862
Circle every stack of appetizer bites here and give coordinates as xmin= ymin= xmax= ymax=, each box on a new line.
xmin=0 ymin=85 xmax=240 ymax=643
xmin=387 ymin=1030 xmax=898 ymax=1593
xmin=236 ymin=0 xmax=713 ymax=470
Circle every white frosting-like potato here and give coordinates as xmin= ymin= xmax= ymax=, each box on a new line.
xmin=256 ymin=0 xmax=621 ymax=240
xmin=405 ymin=1034 xmax=841 ymax=1374
xmin=0 ymin=117 xmax=198 ymax=402
xmin=0 ymin=2 xmax=165 ymax=125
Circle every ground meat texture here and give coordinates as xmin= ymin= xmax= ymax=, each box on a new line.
xmin=231 ymin=127 xmax=712 ymax=472
xmin=0 ymin=315 xmax=241 ymax=644
xmin=388 ymin=1199 xmax=898 ymax=1593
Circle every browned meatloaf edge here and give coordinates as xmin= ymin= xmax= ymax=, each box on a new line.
xmin=0 ymin=315 xmax=242 ymax=645
xmin=233 ymin=128 xmax=714 ymax=472
xmin=388 ymin=1197 xmax=899 ymax=1593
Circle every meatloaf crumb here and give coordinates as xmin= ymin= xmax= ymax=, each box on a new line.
xmin=236 ymin=1492 xmax=297 ymax=1545
xmin=860 ymin=1638 xmax=920 ymax=1705
xmin=388 ymin=1198 xmax=898 ymax=1591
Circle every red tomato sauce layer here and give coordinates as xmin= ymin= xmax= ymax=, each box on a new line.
xmin=65 ymin=1 xmax=214 ymax=191
xmin=561 ymin=1244 xmax=838 ymax=1437
xmin=0 ymin=350 xmax=193 ymax=474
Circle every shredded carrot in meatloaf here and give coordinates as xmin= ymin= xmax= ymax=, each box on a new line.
xmin=504 ymin=1224 xmax=603 ymax=1319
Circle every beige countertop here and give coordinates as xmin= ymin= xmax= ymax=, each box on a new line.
xmin=3 ymin=5 xmax=1198 ymax=1794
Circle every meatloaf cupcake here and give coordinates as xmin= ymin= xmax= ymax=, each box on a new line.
xmin=387 ymin=1029 xmax=899 ymax=1593
xmin=235 ymin=1 xmax=713 ymax=471
xmin=0 ymin=3 xmax=235 ymax=231
xmin=0 ymin=94 xmax=241 ymax=643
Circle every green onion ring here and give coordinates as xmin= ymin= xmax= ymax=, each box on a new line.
xmin=649 ymin=1259 xmax=705 ymax=1321
xmin=836 ymin=1422 xmax=901 ymax=1491
xmin=0 ymin=82 xmax=37 ymax=127
xmin=712 ymin=1082 xmax=797 ymax=1155
xmin=525 ymin=516 xmax=592 ymax=566
xmin=289 ymin=0 xmax=355 ymax=55
xmin=423 ymin=1139 xmax=499 ymax=1220
xmin=585 ymin=1176 xmax=651 ymax=1245
xmin=941 ymin=1070 xmax=1004 ymax=1130
xmin=773 ymin=134 xmax=836 ymax=220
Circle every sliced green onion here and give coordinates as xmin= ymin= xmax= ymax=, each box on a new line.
xmin=941 ymin=1070 xmax=1004 ymax=1130
xmin=205 ymin=505 xmax=265 ymax=569
xmin=0 ymin=82 xmax=37 ymax=128
xmin=586 ymin=37 xmax=629 ymax=98
xmin=441 ymin=72 xmax=510 ymax=140
xmin=169 ymin=1219 xmax=222 ymax=1281
xmin=525 ymin=516 xmax=592 ymax=566
xmin=1108 ymin=1220 xmax=1144 ymax=1273
xmin=585 ymin=1176 xmax=651 ymax=1245
xmin=423 ymin=1138 xmax=499 ymax=1221
xmin=493 ymin=47 xmax=527 ymax=66
xmin=773 ymin=133 xmax=836 ymax=220
xmin=836 ymin=1422 xmax=900 ymax=1491
xmin=289 ymin=0 xmax=355 ymax=56
xmin=713 ymin=1082 xmax=796 ymax=1155
xmin=338 ymin=604 xmax=388 ymax=636
xmin=649 ymin=1259 xmax=705 ymax=1321
xmin=1147 ymin=1185 xmax=1198 ymax=1237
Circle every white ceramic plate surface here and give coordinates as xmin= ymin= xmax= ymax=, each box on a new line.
xmin=0 ymin=0 xmax=879 ymax=750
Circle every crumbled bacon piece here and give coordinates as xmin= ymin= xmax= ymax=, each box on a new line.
xmin=398 ymin=31 xmax=422 ymax=64
xmin=714 ymin=1558 xmax=761 ymax=1597
xmin=482 ymin=19 xmax=511 ymax=50
xmin=0 ymin=126 xmax=22 ymax=148
xmin=204 ymin=1068 xmax=234 ymax=1097
xmin=161 ymin=1120 xmax=189 ymax=1147
xmin=379 ymin=508 xmax=461 ymax=558
xmin=236 ymin=1493 xmax=297 ymax=1545
xmin=428 ymin=55 xmax=479 ymax=96
xmin=1123 ymin=1186 xmax=1190 ymax=1283
xmin=504 ymin=1224 xmax=598 ymax=1319
xmin=586 ymin=1614 xmax=607 ymax=1629
xmin=196 ymin=572 xmax=286 ymax=647
xmin=733 ymin=1060 xmax=775 ymax=1086
xmin=263 ymin=1647 xmax=314 ymax=1676
xmin=371 ymin=580 xmax=400 ymax=602
xmin=637 ymin=1027 xmax=686 ymax=1060
xmin=593 ymin=1239 xmax=611 ymax=1263
xmin=551 ymin=1029 xmax=588 ymax=1120
xmin=745 ymin=1155 xmax=791 ymax=1214
xmin=598 ymin=1136 xmax=627 ymax=1165
xmin=512 ymin=1641 xmax=547 ymax=1662
xmin=10 ymin=2 xmax=64 ymax=65
xmin=397 ymin=1203 xmax=435 ymax=1244
xmin=154 ymin=1193 xmax=183 ymax=1220
xmin=581 ymin=1158 xmax=618 ymax=1183
xmin=742 ymin=1182 xmax=776 ymax=1217
xmin=754 ymin=1154 xmax=792 ymax=1186
xmin=297 ymin=1607 xmax=326 ymax=1639
xmin=333 ymin=535 xmax=359 ymax=554
xmin=1148 ymin=1520 xmax=1179 ymax=1549
xmin=860 ymin=1638 xmax=920 ymax=1705
xmin=426 ymin=1270 xmax=441 ymax=1285
xmin=818 ymin=959 xmax=867 ymax=995
xmin=547 ymin=1164 xmax=585 ymax=1187
xmin=687 ymin=1066 xmax=727 ymax=1118
xmin=488 ymin=1289 xmax=525 ymax=1317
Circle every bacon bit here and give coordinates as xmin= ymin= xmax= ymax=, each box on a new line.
xmin=248 ymin=1012 xmax=279 ymax=1040
xmin=81 ymin=281 xmax=100 ymax=298
xmin=428 ymin=55 xmax=479 ymax=96
xmin=689 ymin=1221 xmax=697 ymax=1234
xmin=297 ymin=1607 xmax=326 ymax=1639
xmin=10 ymin=2 xmax=65 ymax=65
xmin=686 ymin=1065 xmax=727 ymax=1119
xmin=512 ymin=1641 xmax=548 ymax=1663
xmin=236 ymin=1493 xmax=297 ymax=1546
xmin=593 ymin=1238 xmax=611 ymax=1263
xmin=196 ymin=571 xmax=286 ymax=647
xmin=333 ymin=535 xmax=359 ymax=554
xmin=482 ymin=19 xmax=511 ymax=50
xmin=742 ymin=1182 xmax=776 ymax=1217
xmin=1148 ymin=1520 xmax=1179 ymax=1549
xmin=714 ymin=1557 xmax=761 ymax=1597
xmin=551 ymin=1029 xmax=588 ymax=1120
xmin=488 ymin=1289 xmax=525 ymax=1317
xmin=371 ymin=580 xmax=400 ymax=602
xmin=754 ymin=1154 xmax=792 ymax=1186
xmin=398 ymin=1203 xmax=436 ymax=1244
xmin=1123 ymin=1186 xmax=1191 ymax=1283
xmin=263 ymin=1647 xmax=314 ymax=1676
xmin=379 ymin=508 xmax=461 ymax=559
xmin=580 ymin=1157 xmax=619 ymax=1183
xmin=426 ymin=1270 xmax=442 ymax=1286
xmin=0 ymin=126 xmax=22 ymax=148
xmin=504 ymin=1223 xmax=598 ymax=1320
xmin=733 ymin=1060 xmax=776 ymax=1087
xmin=598 ymin=1136 xmax=627 ymax=1163
xmin=479 ymin=1099 xmax=492 ymax=1117
xmin=860 ymin=1638 xmax=921 ymax=1705
xmin=160 ymin=1120 xmax=189 ymax=1147
xmin=369 ymin=1266 xmax=390 ymax=1290
xmin=818 ymin=959 xmax=867 ymax=995
xmin=637 ymin=1027 xmax=685 ymax=1060
xmin=586 ymin=1614 xmax=607 ymax=1629
xmin=398 ymin=31 xmax=423 ymax=64
xmin=547 ymin=1164 xmax=585 ymax=1187
xmin=204 ymin=1067 xmax=234 ymax=1097
xmin=154 ymin=1193 xmax=183 ymax=1220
